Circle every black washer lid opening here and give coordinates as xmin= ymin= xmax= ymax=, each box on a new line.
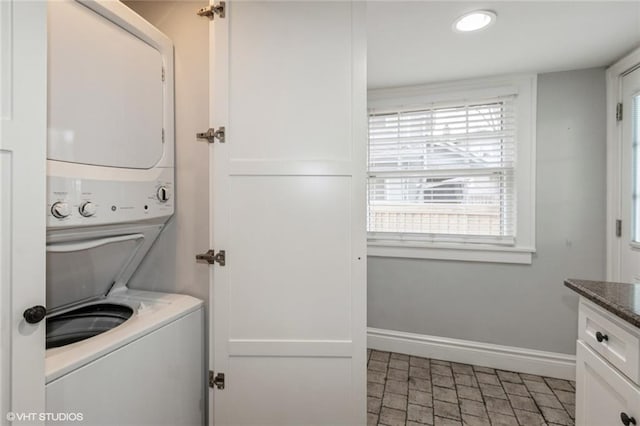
xmin=46 ymin=303 xmax=134 ymax=349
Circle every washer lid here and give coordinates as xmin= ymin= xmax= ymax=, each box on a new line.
xmin=46 ymin=224 xmax=162 ymax=313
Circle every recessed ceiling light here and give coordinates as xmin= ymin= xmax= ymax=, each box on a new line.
xmin=453 ymin=10 xmax=497 ymax=33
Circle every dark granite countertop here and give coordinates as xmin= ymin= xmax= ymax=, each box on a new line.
xmin=565 ymin=279 xmax=640 ymax=329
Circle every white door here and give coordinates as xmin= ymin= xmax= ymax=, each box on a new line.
xmin=207 ymin=1 xmax=367 ymax=424
xmin=0 ymin=0 xmax=47 ymax=422
xmin=619 ymin=66 xmax=640 ymax=282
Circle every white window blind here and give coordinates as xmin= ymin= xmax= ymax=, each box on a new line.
xmin=368 ymin=95 xmax=517 ymax=245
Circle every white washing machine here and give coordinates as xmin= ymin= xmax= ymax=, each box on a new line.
xmin=44 ymin=1 xmax=204 ymax=424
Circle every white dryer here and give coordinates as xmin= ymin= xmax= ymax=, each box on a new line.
xmin=44 ymin=1 xmax=204 ymax=425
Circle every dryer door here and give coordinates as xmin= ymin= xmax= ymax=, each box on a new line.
xmin=48 ymin=0 xmax=164 ymax=169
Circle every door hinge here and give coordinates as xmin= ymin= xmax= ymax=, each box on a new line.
xmin=617 ymin=102 xmax=623 ymax=122
xmin=196 ymin=249 xmax=226 ymax=266
xmin=209 ymin=371 xmax=225 ymax=390
xmin=162 ymin=128 xmax=165 ymax=143
xmin=162 ymin=67 xmax=165 ymax=82
xmin=196 ymin=127 xmax=225 ymax=144
xmin=616 ymin=219 xmax=622 ymax=237
xmin=197 ymin=2 xmax=225 ymax=20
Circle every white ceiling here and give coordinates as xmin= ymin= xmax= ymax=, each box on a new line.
xmin=367 ymin=1 xmax=640 ymax=89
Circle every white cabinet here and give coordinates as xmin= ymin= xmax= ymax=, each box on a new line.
xmin=579 ymin=299 xmax=640 ymax=383
xmin=576 ymin=299 xmax=640 ymax=426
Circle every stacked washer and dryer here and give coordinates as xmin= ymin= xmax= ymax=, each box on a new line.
xmin=45 ymin=1 xmax=204 ymax=424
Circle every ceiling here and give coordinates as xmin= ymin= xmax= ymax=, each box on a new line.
xmin=367 ymin=1 xmax=640 ymax=89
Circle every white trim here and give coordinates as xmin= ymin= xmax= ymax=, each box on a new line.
xmin=368 ymin=327 xmax=576 ymax=380
xmin=367 ymin=74 xmax=537 ymax=264
xmin=368 ymin=241 xmax=534 ymax=264
xmin=606 ymin=46 xmax=640 ymax=281
xmin=368 ymin=73 xmax=536 ymax=108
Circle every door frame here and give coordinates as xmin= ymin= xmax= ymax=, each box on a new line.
xmin=606 ymin=46 xmax=640 ymax=281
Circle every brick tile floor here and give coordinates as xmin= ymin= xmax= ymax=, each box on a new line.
xmin=367 ymin=349 xmax=575 ymax=426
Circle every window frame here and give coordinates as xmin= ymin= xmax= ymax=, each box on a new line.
xmin=367 ymin=74 xmax=537 ymax=264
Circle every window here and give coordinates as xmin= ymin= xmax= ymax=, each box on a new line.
xmin=367 ymin=75 xmax=537 ymax=264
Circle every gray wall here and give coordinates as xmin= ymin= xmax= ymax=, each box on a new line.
xmin=367 ymin=67 xmax=607 ymax=355
xmin=124 ymin=1 xmax=210 ymax=305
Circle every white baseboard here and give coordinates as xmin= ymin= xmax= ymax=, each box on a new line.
xmin=368 ymin=327 xmax=576 ymax=381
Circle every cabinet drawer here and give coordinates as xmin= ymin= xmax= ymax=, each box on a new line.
xmin=579 ymin=299 xmax=640 ymax=384
xmin=576 ymin=341 xmax=640 ymax=426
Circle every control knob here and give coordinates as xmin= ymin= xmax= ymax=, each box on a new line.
xmin=157 ymin=186 xmax=170 ymax=202
xmin=51 ymin=202 xmax=70 ymax=219
xmin=79 ymin=202 xmax=97 ymax=217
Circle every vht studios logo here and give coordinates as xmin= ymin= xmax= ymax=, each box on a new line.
xmin=6 ymin=412 xmax=84 ymax=422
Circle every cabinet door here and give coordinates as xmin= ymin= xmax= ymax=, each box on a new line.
xmin=207 ymin=1 xmax=367 ymax=424
xmin=576 ymin=341 xmax=640 ymax=426
xmin=0 ymin=0 xmax=47 ymax=421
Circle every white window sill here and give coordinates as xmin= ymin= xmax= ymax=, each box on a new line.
xmin=367 ymin=240 xmax=535 ymax=264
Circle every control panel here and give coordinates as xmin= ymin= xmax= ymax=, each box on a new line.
xmin=47 ymin=168 xmax=174 ymax=228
